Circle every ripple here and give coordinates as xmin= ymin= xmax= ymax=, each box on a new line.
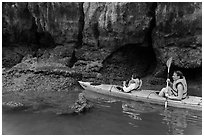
xmin=123 ymin=111 xmax=142 ymax=121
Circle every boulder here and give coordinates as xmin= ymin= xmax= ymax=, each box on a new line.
xmin=71 ymin=93 xmax=93 ymax=114
xmin=2 ymin=44 xmax=36 ymax=68
xmin=56 ymin=93 xmax=93 ymax=115
xmin=36 ymin=43 xmax=76 ymax=67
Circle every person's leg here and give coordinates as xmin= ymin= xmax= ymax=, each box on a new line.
xmin=123 ymin=86 xmax=128 ymax=93
xmin=159 ymin=87 xmax=166 ymax=97
xmin=116 ymin=86 xmax=123 ymax=91
xmin=166 ymin=87 xmax=174 ymax=96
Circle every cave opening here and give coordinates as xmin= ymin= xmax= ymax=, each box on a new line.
xmin=100 ymin=43 xmax=157 ymax=82
xmin=167 ymin=66 xmax=201 ymax=82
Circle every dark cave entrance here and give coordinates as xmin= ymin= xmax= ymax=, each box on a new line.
xmin=168 ymin=66 xmax=202 ymax=82
xmin=100 ymin=43 xmax=157 ymax=82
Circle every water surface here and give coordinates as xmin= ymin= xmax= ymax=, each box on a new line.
xmin=2 ymin=90 xmax=202 ymax=135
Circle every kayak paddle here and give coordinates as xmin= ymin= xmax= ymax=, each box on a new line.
xmin=165 ymin=57 xmax=173 ymax=108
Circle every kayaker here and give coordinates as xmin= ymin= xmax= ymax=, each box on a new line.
xmin=122 ymin=74 xmax=142 ymax=93
xmin=159 ymin=71 xmax=187 ymax=100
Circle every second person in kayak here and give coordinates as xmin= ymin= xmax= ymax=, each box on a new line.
xmin=122 ymin=74 xmax=142 ymax=93
xmin=159 ymin=71 xmax=187 ymax=100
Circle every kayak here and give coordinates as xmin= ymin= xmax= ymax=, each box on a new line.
xmin=78 ymin=81 xmax=202 ymax=111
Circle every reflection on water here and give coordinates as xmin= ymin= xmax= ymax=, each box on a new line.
xmin=121 ymin=100 xmax=202 ymax=135
xmin=160 ymin=108 xmax=202 ymax=134
xmin=2 ymin=90 xmax=202 ymax=135
xmin=161 ymin=109 xmax=188 ymax=134
xmin=85 ymin=90 xmax=202 ymax=135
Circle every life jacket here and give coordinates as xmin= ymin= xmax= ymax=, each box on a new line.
xmin=128 ymin=79 xmax=142 ymax=90
xmin=172 ymin=77 xmax=187 ymax=99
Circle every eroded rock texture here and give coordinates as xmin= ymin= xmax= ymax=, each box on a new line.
xmin=28 ymin=2 xmax=82 ymax=45
xmin=83 ymin=2 xmax=155 ymax=50
xmin=3 ymin=2 xmax=202 ymax=70
xmin=153 ymin=2 xmax=202 ymax=68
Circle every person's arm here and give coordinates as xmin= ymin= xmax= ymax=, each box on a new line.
xmin=166 ymin=79 xmax=173 ymax=87
xmin=138 ymin=80 xmax=142 ymax=89
xmin=123 ymin=84 xmax=135 ymax=93
xmin=167 ymin=84 xmax=183 ymax=100
xmin=123 ymin=81 xmax=126 ymax=87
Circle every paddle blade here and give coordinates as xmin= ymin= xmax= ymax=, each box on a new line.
xmin=166 ymin=57 xmax=173 ymax=69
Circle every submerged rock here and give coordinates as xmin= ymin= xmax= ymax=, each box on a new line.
xmin=57 ymin=93 xmax=93 ymax=115
xmin=71 ymin=93 xmax=93 ymax=114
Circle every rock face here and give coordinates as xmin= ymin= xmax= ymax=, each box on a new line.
xmin=153 ymin=2 xmax=202 ymax=68
xmin=3 ymin=2 xmax=81 ymax=69
xmin=83 ymin=2 xmax=155 ymax=49
xmin=2 ymin=3 xmax=37 ymax=44
xmin=28 ymin=2 xmax=82 ymax=45
xmin=2 ymin=43 xmax=37 ymax=68
xmin=3 ymin=2 xmax=202 ymax=69
xmin=3 ymin=2 xmax=82 ymax=46
xmin=74 ymin=2 xmax=158 ymax=79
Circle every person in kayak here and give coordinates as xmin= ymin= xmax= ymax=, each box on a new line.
xmin=122 ymin=74 xmax=142 ymax=93
xmin=159 ymin=71 xmax=187 ymax=100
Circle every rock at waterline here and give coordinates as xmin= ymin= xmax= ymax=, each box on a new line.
xmin=2 ymin=101 xmax=30 ymax=111
xmin=57 ymin=93 xmax=93 ymax=115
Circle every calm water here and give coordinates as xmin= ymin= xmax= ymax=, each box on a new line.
xmin=2 ymin=90 xmax=202 ymax=135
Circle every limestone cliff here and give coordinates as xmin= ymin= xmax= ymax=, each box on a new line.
xmin=153 ymin=2 xmax=202 ymax=68
xmin=2 ymin=2 xmax=202 ymax=80
xmin=83 ymin=2 xmax=154 ymax=48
